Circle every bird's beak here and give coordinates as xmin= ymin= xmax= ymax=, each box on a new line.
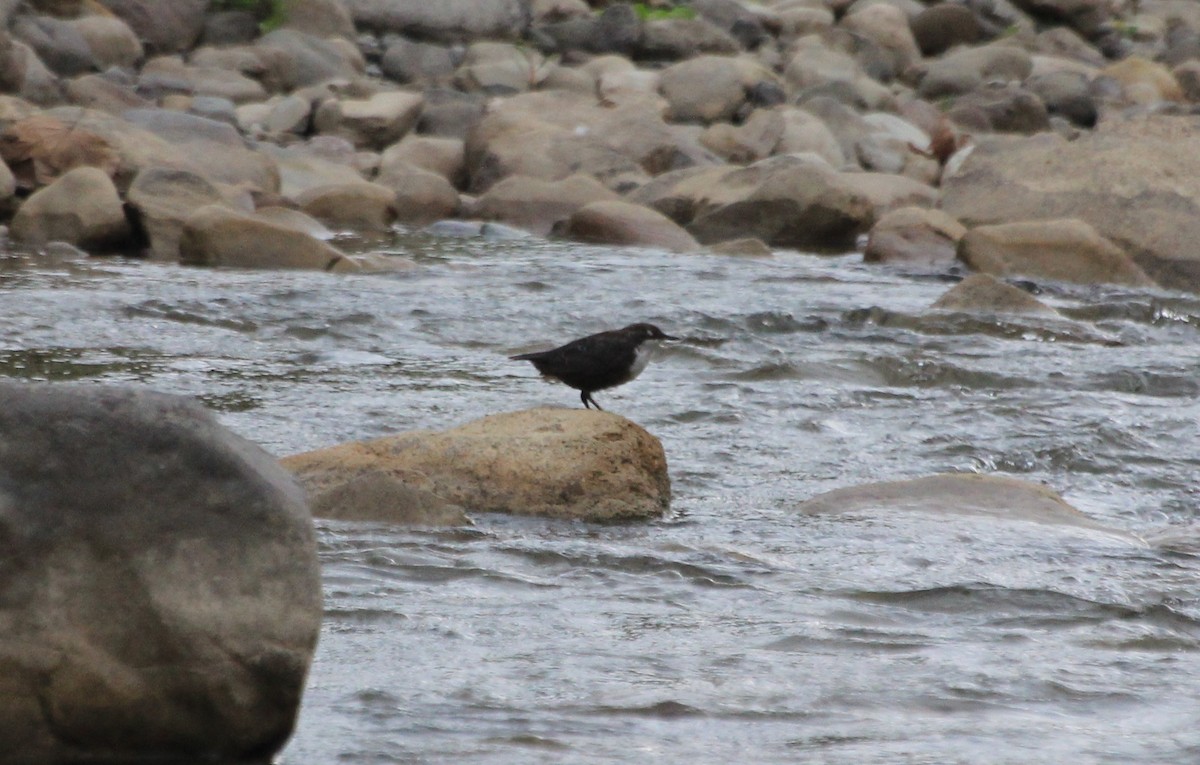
xmin=662 ymin=333 xmax=680 ymax=342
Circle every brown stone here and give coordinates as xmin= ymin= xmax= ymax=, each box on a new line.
xmin=931 ymin=273 xmax=1059 ymax=315
xmin=281 ymin=408 xmax=671 ymax=521
xmin=957 ymin=218 xmax=1154 ymax=287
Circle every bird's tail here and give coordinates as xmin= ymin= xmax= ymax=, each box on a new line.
xmin=509 ymin=351 xmax=545 ymax=361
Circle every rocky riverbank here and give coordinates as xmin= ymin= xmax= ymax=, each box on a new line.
xmin=0 ymin=0 xmax=1198 ymax=291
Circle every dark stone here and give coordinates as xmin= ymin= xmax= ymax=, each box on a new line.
xmin=201 ymin=10 xmax=260 ymax=47
xmin=96 ymin=0 xmax=208 ymax=55
xmin=379 ymin=36 xmax=458 ymax=84
xmin=949 ymin=84 xmax=1050 ymax=134
xmin=12 ymin=15 xmax=94 ymax=77
xmin=0 ymin=382 xmax=321 ymax=763
xmin=1026 ymin=70 xmax=1097 ymax=128
xmin=691 ymin=0 xmax=768 ymax=49
xmin=910 ymin=3 xmax=983 ymax=56
xmin=533 ymin=3 xmax=641 ymax=56
xmin=416 ymin=87 xmax=487 ymax=139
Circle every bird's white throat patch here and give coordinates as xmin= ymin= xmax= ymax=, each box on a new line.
xmin=628 ymin=341 xmax=661 ymax=380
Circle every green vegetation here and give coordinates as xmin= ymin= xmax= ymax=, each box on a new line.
xmin=631 ymin=3 xmax=697 ymax=22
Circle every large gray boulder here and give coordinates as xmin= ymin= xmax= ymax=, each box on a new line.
xmin=632 ymin=157 xmax=874 ymax=251
xmin=941 ymin=115 xmax=1200 ymax=292
xmin=122 ymin=109 xmax=280 ymax=194
xmin=0 ymin=382 xmax=322 ymax=763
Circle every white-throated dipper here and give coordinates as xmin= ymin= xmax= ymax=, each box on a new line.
xmin=509 ymin=323 xmax=678 ymax=410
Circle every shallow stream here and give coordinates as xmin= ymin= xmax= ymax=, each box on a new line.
xmin=4 ymin=233 xmax=1200 ymax=763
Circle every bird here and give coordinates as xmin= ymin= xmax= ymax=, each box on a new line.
xmin=509 ymin=323 xmax=678 ymax=410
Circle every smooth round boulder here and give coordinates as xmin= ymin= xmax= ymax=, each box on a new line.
xmin=863 ymin=205 xmax=966 ymax=267
xmin=374 ymin=161 xmax=460 ymax=224
xmin=1100 ymin=56 xmax=1184 ymax=103
xmin=682 ymin=158 xmax=875 ymax=251
xmin=10 ymin=165 xmax=130 ymax=249
xmin=560 ymin=199 xmax=699 ymax=252
xmin=474 ymin=173 xmax=619 ymax=236
xmin=0 ymin=382 xmax=322 ymax=763
xmin=377 ymin=134 xmax=465 ymax=186
xmin=957 ymin=218 xmax=1155 ymax=287
xmin=180 ymin=204 xmax=353 ymax=270
xmin=281 ymin=408 xmax=671 ymax=522
xmin=909 ymin=3 xmax=982 ymax=56
xmin=658 ymin=54 xmax=778 ymax=124
xmin=296 ymin=181 xmax=397 ymax=231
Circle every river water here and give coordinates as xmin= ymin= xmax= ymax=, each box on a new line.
xmin=4 ymin=233 xmax=1200 ymax=764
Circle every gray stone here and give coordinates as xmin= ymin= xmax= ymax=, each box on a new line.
xmin=797 ymin=472 xmax=1136 ymax=540
xmin=343 ymin=0 xmax=531 ymax=43
xmin=122 ymin=109 xmax=280 ymax=193
xmin=281 ymin=0 xmax=357 ymax=39
xmin=255 ymin=29 xmax=362 ymax=91
xmin=417 ymin=87 xmax=486 ymax=139
xmin=676 ymin=158 xmax=875 ymax=251
xmin=126 ymin=166 xmax=231 ymax=261
xmin=201 ymin=11 xmax=259 ymax=46
xmin=534 ymin=3 xmax=640 ymax=56
xmin=690 ymin=0 xmax=768 ymax=49
xmin=0 ymin=381 xmax=321 ymax=763
xmin=296 ymin=181 xmax=397 ymax=231
xmin=379 ymin=37 xmax=458 ymax=85
xmin=957 ymin=218 xmax=1154 ymax=288
xmin=638 ymin=17 xmax=740 ymax=61
xmin=1026 ymin=70 xmax=1097 ymax=128
xmin=941 ymin=117 xmax=1200 ymax=292
xmin=948 ymin=84 xmax=1050 ymax=134
xmin=12 ymin=15 xmax=94 ymax=77
xmin=96 ymin=0 xmax=208 ymax=55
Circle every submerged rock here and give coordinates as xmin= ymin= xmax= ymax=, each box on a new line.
xmin=301 ymin=470 xmax=471 ymax=526
xmin=0 ymin=382 xmax=321 ymax=763
xmin=931 ymin=273 xmax=1059 ymax=316
xmin=797 ymin=472 xmax=1140 ymax=541
xmin=281 ymin=408 xmax=671 ymax=522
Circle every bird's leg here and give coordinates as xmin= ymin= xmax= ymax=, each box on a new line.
xmin=581 ymin=391 xmax=603 ymax=410
xmin=580 ymin=390 xmax=591 ymax=409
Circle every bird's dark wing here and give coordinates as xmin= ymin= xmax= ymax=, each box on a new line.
xmin=511 ymin=329 xmax=637 ymax=391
